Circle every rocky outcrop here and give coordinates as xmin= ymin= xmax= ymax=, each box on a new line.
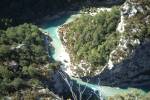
xmin=84 ymin=41 xmax=150 ymax=88
xmin=84 ymin=0 xmax=150 ymax=88
xmin=107 ymin=0 xmax=148 ymax=69
xmin=102 ymin=41 xmax=150 ymax=87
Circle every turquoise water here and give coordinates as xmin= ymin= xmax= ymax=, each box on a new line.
xmin=42 ymin=15 xmax=68 ymax=60
xmin=71 ymin=77 xmax=146 ymax=98
xmin=42 ymin=14 xmax=80 ymax=64
xmin=41 ymin=14 xmax=146 ymax=99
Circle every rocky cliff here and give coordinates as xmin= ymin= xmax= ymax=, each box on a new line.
xmin=85 ymin=0 xmax=150 ymax=88
xmin=93 ymin=41 xmax=150 ymax=87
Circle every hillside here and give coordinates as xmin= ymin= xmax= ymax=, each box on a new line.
xmin=73 ymin=0 xmax=150 ymax=88
xmin=0 ymin=23 xmax=61 ymax=99
xmin=59 ymin=7 xmax=121 ymax=76
xmin=60 ymin=0 xmax=150 ymax=77
xmin=0 ymin=0 xmax=149 ymax=99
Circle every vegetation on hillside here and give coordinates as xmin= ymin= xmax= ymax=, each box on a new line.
xmin=0 ymin=0 xmax=149 ymax=99
xmin=0 ymin=23 xmax=59 ymax=99
xmin=63 ymin=7 xmax=120 ymax=70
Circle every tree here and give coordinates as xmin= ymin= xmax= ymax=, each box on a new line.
xmin=11 ymin=78 xmax=24 ymax=89
xmin=0 ymin=45 xmax=10 ymax=57
xmin=28 ymin=65 xmax=40 ymax=77
xmin=0 ymin=65 xmax=13 ymax=79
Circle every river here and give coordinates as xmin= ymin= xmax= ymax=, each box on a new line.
xmin=41 ymin=13 xmax=146 ymax=99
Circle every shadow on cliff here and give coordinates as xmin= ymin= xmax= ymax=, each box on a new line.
xmin=45 ymin=70 xmax=101 ymax=100
xmin=43 ymin=41 xmax=150 ymax=99
xmin=82 ymin=41 xmax=150 ymax=91
xmin=41 ymin=13 xmax=73 ymax=29
xmin=0 ymin=0 xmax=125 ymax=29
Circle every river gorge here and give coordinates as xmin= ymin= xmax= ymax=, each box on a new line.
xmin=41 ymin=11 xmax=147 ymax=99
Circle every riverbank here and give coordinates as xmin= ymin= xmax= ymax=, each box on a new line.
xmin=40 ymin=1 xmax=150 ymax=99
xmin=58 ymin=7 xmax=121 ymax=77
xmin=41 ymin=10 xmax=150 ymax=100
xmin=58 ymin=24 xmax=93 ymax=77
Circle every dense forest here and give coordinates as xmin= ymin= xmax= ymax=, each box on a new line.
xmin=62 ymin=7 xmax=120 ymax=72
xmin=0 ymin=0 xmax=80 ymax=99
xmin=0 ymin=23 xmax=60 ymax=99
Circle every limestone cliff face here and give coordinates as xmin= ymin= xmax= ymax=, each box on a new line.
xmin=107 ymin=0 xmax=145 ymax=69
xmin=97 ymin=41 xmax=150 ymax=87
xmin=89 ymin=0 xmax=150 ymax=87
